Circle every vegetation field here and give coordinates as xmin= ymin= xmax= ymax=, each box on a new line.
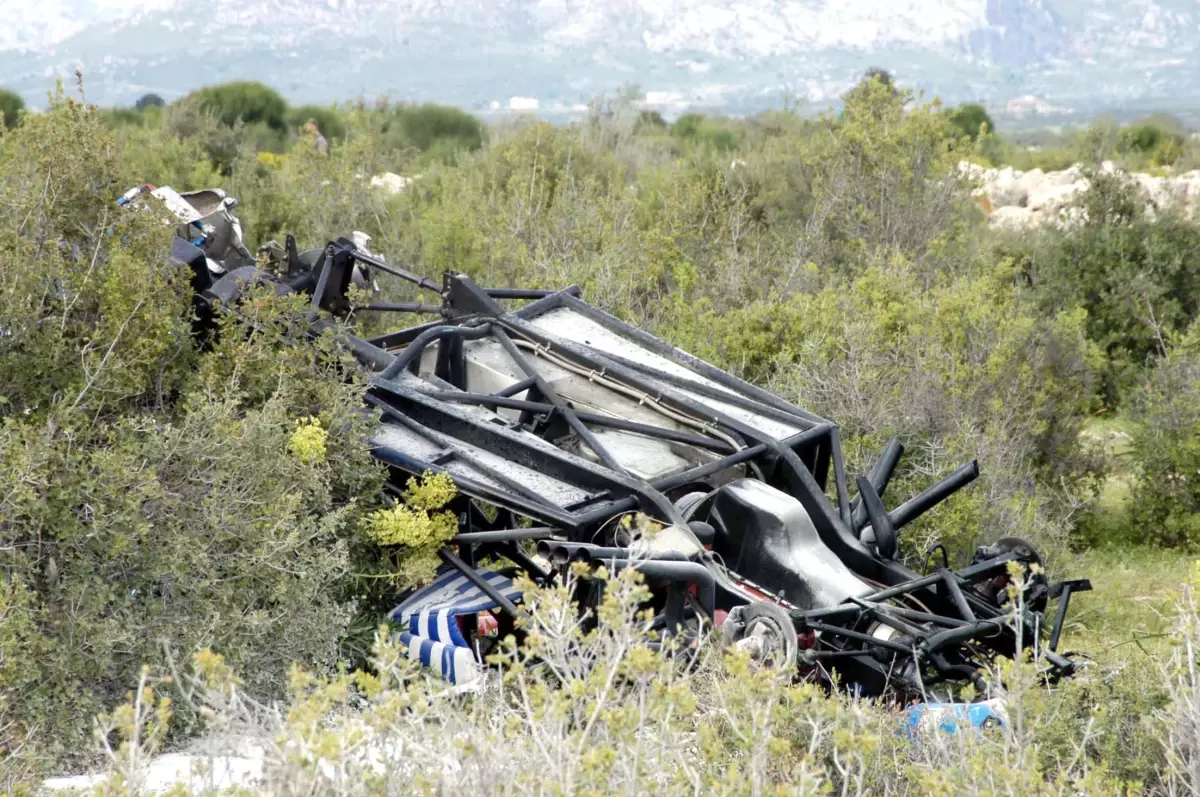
xmin=3 ymin=75 xmax=1200 ymax=795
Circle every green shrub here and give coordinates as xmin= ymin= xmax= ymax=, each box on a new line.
xmin=388 ymin=103 xmax=485 ymax=157
xmin=1128 ymin=321 xmax=1200 ymax=548
xmin=1121 ymin=123 xmax=1166 ymax=154
xmin=947 ymin=103 xmax=995 ymax=141
xmin=134 ymin=93 xmax=165 ymax=111
xmin=0 ymin=88 xmax=25 ymax=129
xmin=1012 ymin=170 xmax=1200 ymax=406
xmin=287 ymin=103 xmax=347 ymax=142
xmin=670 ymin=113 xmax=739 ymax=151
xmin=187 ymin=80 xmax=289 ymax=131
xmin=0 ymin=87 xmax=385 ymax=773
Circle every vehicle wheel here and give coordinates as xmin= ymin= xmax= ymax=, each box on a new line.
xmin=728 ymin=602 xmax=798 ymax=672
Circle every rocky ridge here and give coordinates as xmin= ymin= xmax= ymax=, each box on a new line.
xmin=961 ymin=161 xmax=1200 ymax=230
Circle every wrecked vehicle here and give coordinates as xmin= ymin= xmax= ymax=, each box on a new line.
xmin=127 ymin=185 xmax=1092 ymax=729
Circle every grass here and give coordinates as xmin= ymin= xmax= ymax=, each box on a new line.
xmin=1078 ymin=413 xmax=1141 ymax=546
xmin=1068 ymin=547 xmax=1191 ymax=660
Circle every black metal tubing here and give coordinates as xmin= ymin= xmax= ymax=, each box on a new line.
xmin=309 ymin=246 xmax=334 ymax=311
xmin=379 ymin=322 xmax=494 ymax=380
xmin=495 ymin=377 xmax=537 ymax=398
xmin=888 ymin=460 xmax=980 ymax=531
xmin=428 ymin=391 xmax=738 ymax=453
xmin=451 ymin=527 xmax=558 ymax=544
xmin=829 ymin=425 xmax=853 ymax=529
xmin=795 ymin=553 xmax=1021 ymax=623
xmin=313 ymin=323 xmax=395 ymax=371
xmin=369 ymin=318 xmax=455 ymax=351
xmin=650 ymin=424 xmax=832 ymax=495
xmin=494 ymin=541 xmax=553 ymax=583
xmin=485 ymin=288 xmax=559 ymax=300
xmin=547 ymin=293 xmax=829 ymax=427
xmin=537 ymin=541 xmax=690 ymax=565
xmin=922 ymin=618 xmax=1006 ymax=654
xmin=596 ymin=560 xmax=716 ymax=618
xmin=851 ymin=438 xmax=904 ymax=531
xmin=369 ymin=397 xmax=566 ymax=512
xmin=368 ymin=377 xmax=689 ymax=531
xmin=875 ymin=604 xmax=970 ymax=629
xmin=939 ymin=569 xmax=978 ymax=623
xmin=439 ymin=547 xmax=526 ymax=620
xmin=491 ymin=326 xmax=627 ymax=474
xmin=1048 ymin=582 xmax=1084 ymax=653
xmin=370 ymin=408 xmax=592 ymax=530
xmin=365 ymin=302 xmax=443 ymax=314
xmin=803 ymin=621 xmax=914 ymax=655
xmin=651 ymin=444 xmax=770 ymax=492
xmin=349 ymin=249 xmax=443 ymax=294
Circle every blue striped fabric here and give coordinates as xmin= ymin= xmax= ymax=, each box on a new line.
xmin=389 ymin=566 xmax=523 ymax=686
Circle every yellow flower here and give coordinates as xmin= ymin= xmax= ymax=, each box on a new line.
xmin=288 ymin=416 xmax=328 ymax=464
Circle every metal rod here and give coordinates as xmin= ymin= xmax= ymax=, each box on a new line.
xmin=496 ymin=540 xmax=553 ymax=582
xmin=365 ymin=302 xmax=443 ymax=314
xmin=649 ymin=444 xmax=768 ymax=491
xmin=484 ymin=288 xmax=558 ymax=299
xmin=439 ymin=547 xmax=526 ymax=620
xmin=492 ymin=327 xmax=627 ymax=475
xmin=370 ymin=401 xmax=583 ymax=529
xmin=879 ymin=604 xmax=970 ymax=629
xmin=350 ymin=250 xmax=443 ymax=294
xmin=888 ymin=460 xmax=980 ymax=531
xmin=368 ymin=395 xmax=561 ymax=511
xmin=596 ymin=560 xmax=716 ymax=618
xmin=852 ymin=437 xmax=904 ymax=530
xmin=451 ymin=527 xmax=558 ymax=544
xmin=495 ymin=377 xmax=537 ymax=398
xmin=309 ymin=246 xmax=334 ymax=311
xmin=430 ymin=391 xmax=737 ymax=453
xmin=922 ymin=618 xmax=1006 ymax=654
xmin=378 ymin=323 xmax=494 ymax=380
xmin=939 ymin=569 xmax=977 ymax=623
xmin=1049 ymin=584 xmax=1073 ymax=653
xmin=803 ymin=621 xmax=914 ymax=654
xmin=829 ymin=425 xmax=853 ymax=529
xmin=795 ymin=554 xmax=1020 ymax=622
xmin=537 ymin=541 xmax=690 ymax=565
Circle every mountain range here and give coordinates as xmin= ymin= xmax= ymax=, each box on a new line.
xmin=1 ymin=0 xmax=1198 ymax=125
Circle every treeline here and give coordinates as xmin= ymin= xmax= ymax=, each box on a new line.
xmin=3 ymin=72 xmax=1200 ymax=785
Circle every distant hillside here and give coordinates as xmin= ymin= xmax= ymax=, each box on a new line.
xmin=1 ymin=0 xmax=1199 ymax=121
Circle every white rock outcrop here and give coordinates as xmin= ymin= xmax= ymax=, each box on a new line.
xmin=369 ymin=172 xmax=423 ymax=195
xmin=961 ymin=161 xmax=1200 ymax=230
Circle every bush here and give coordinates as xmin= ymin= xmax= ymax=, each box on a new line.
xmin=387 ymin=103 xmax=485 ymax=157
xmin=0 ymin=87 xmax=385 ymax=773
xmin=134 ymin=93 xmax=165 ymax=111
xmin=1121 ymin=122 xmax=1166 ymax=154
xmin=1128 ymin=321 xmax=1200 ymax=548
xmin=1014 ymin=171 xmax=1200 ymax=406
xmin=286 ymin=103 xmax=347 ymax=142
xmin=0 ymin=88 xmax=25 ymax=129
xmin=67 ymin=566 xmax=1160 ymax=796
xmin=187 ymin=80 xmax=289 ymax=131
xmin=670 ymin=113 xmax=739 ymax=151
xmin=947 ymin=103 xmax=995 ymax=141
